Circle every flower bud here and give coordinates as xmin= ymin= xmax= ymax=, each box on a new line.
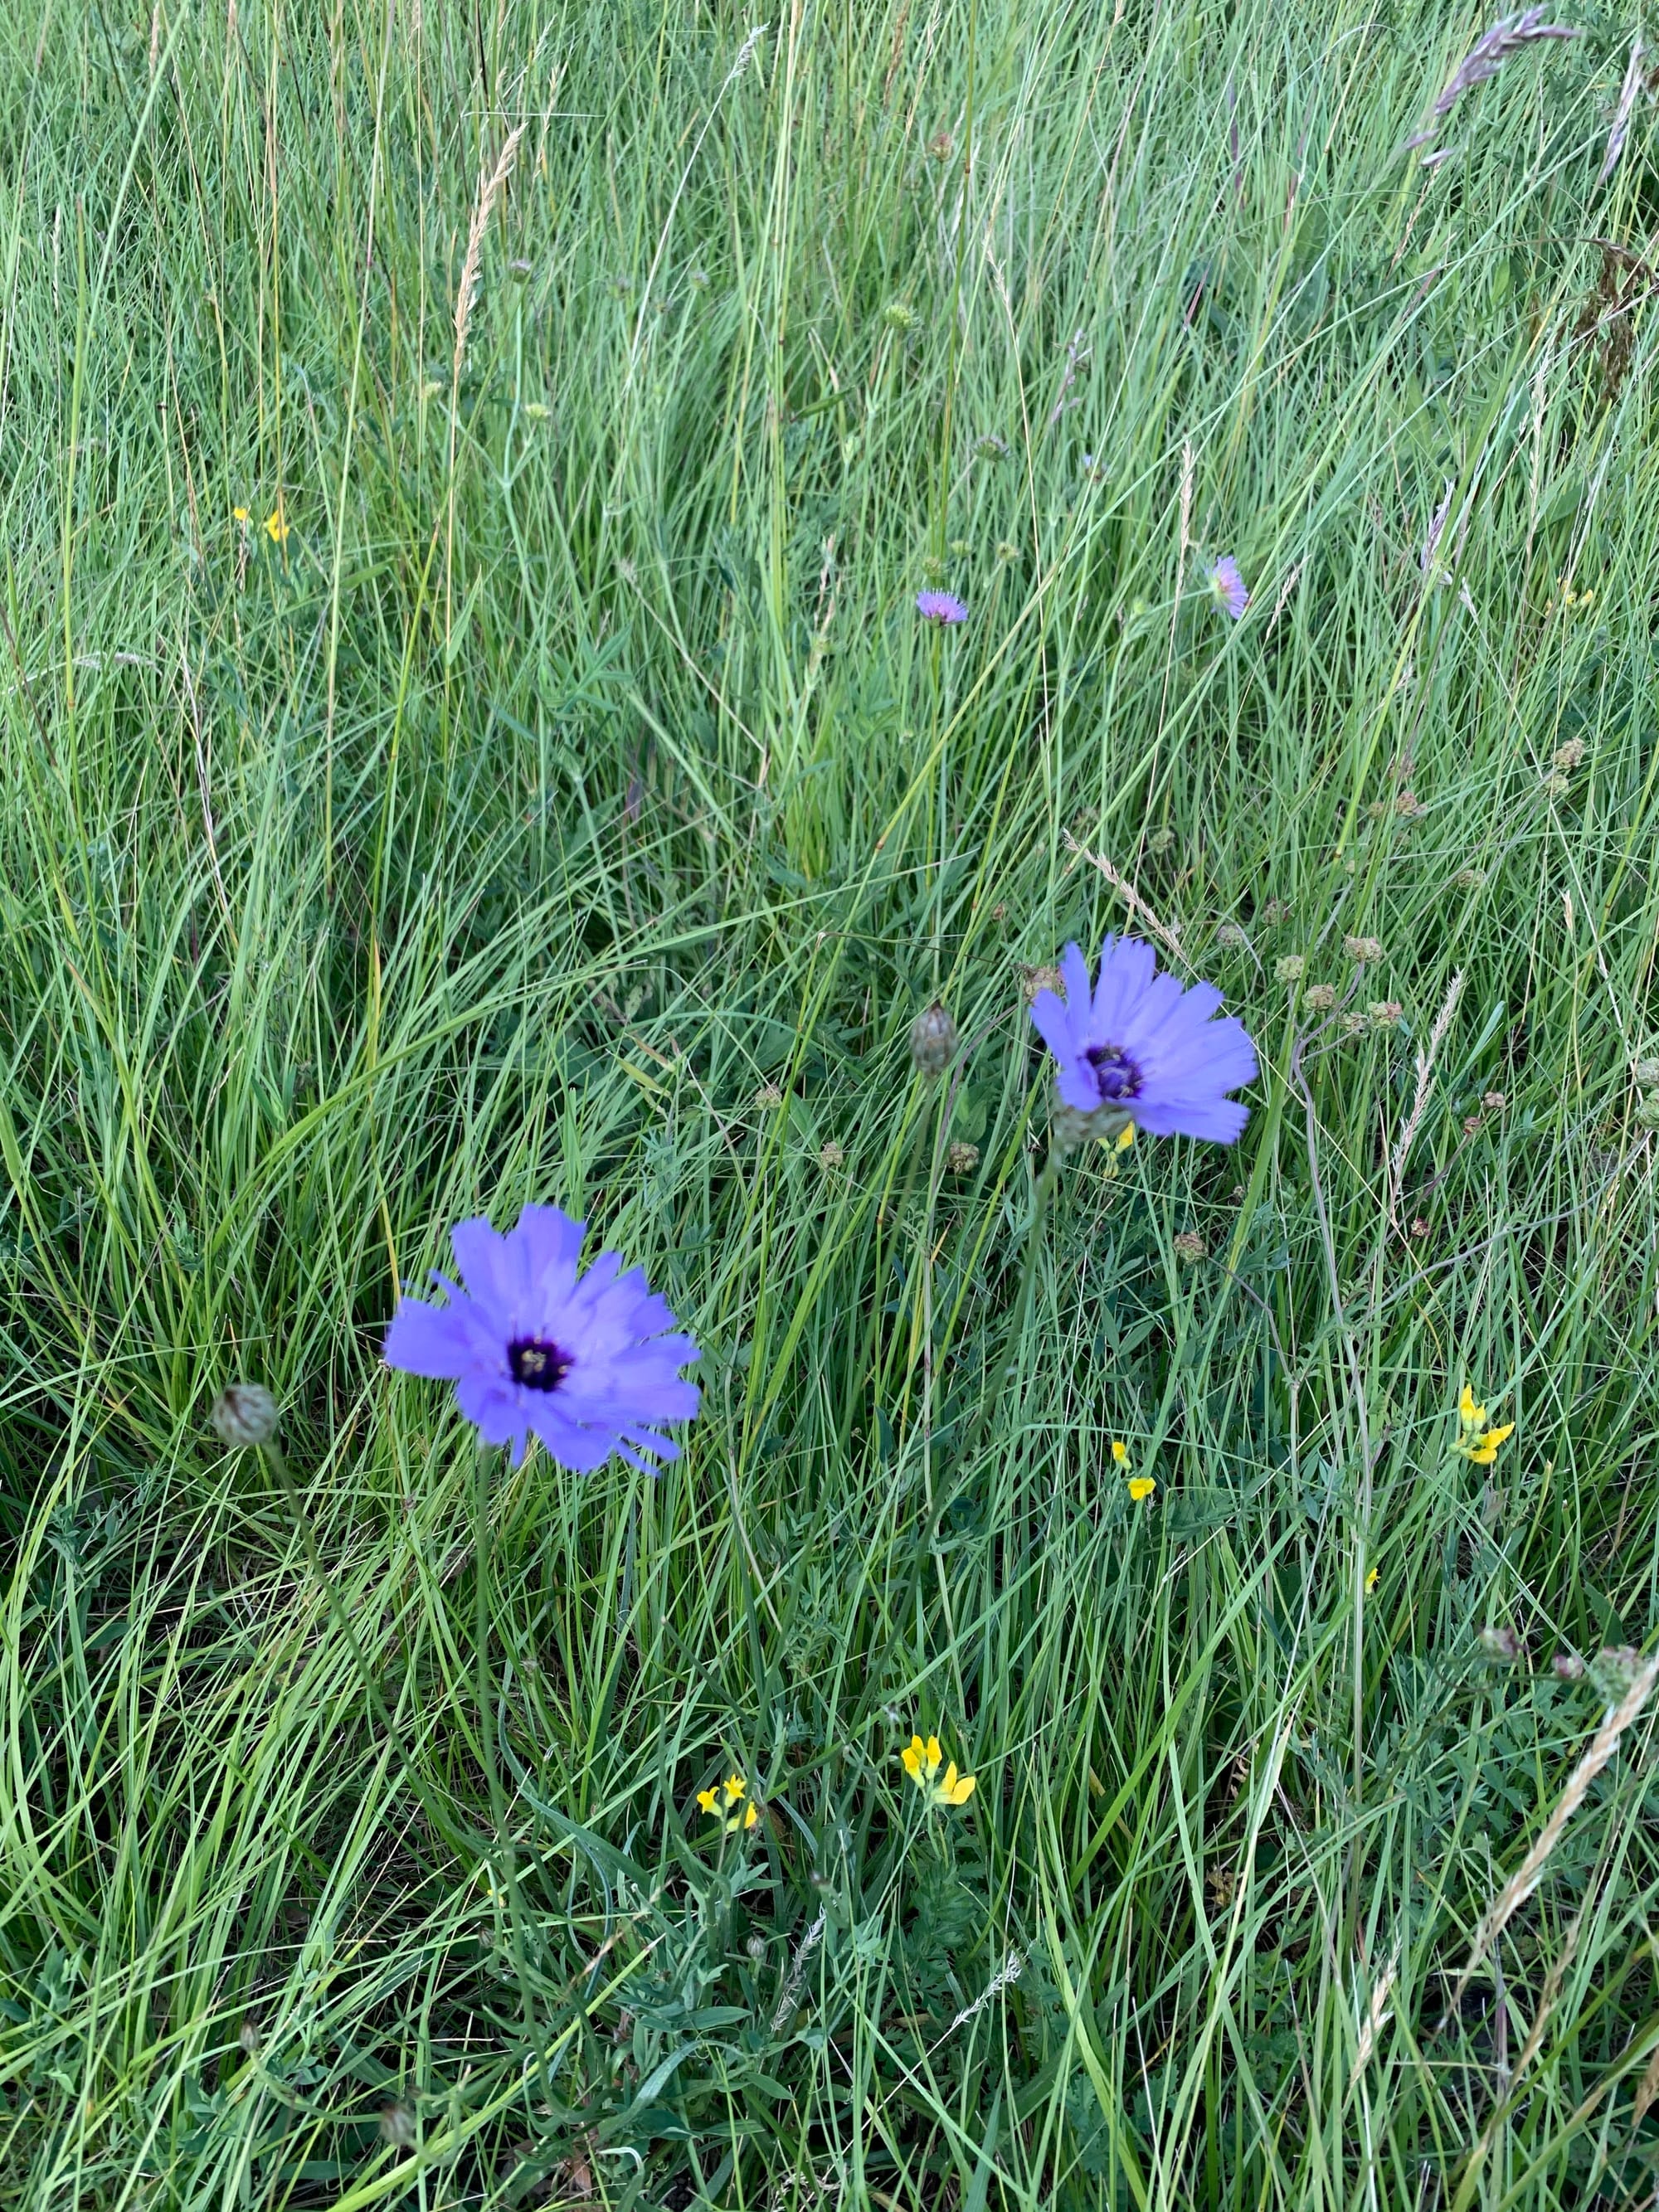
xmin=1634 ymin=1057 xmax=1659 ymax=1089
xmin=1478 ymin=1625 xmax=1520 ymax=1662
xmin=910 ymin=1001 xmax=958 ymax=1077
xmin=1214 ymin=921 xmax=1248 ymax=950
xmin=1173 ymin=1231 xmax=1208 ymax=1263
xmin=212 ymin=1383 xmax=278 ymax=1448
xmin=1275 ymin=955 xmax=1304 ymax=984
xmin=1342 ymin=935 xmax=1383 ymax=965
xmin=1552 ymin=1650 xmax=1586 ymax=1681
xmin=1368 ymin=1000 xmax=1403 ymax=1030
xmin=1304 ymin=984 xmax=1338 ymax=1013
xmin=746 ymin=1932 xmax=768 ymax=1962
xmin=946 ymin=1140 xmax=980 ymax=1174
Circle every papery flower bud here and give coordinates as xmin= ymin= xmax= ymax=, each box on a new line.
xmin=212 ymin=1383 xmax=278 ymax=1448
xmin=910 ymin=1001 xmax=958 ymax=1077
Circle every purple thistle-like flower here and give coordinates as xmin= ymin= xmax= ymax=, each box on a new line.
xmin=916 ymin=590 xmax=968 ymax=625
xmin=382 ymin=1204 xmax=700 ymax=1473
xmin=1209 ymin=555 xmax=1249 ymax=622
xmin=1029 ymin=936 xmax=1258 ymax=1143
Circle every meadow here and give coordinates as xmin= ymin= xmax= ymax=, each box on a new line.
xmin=4 ymin=0 xmax=1659 ymax=2204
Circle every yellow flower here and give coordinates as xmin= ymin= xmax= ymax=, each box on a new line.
xmin=1454 ymin=1383 xmax=1514 ymax=1467
xmin=1365 ymin=1566 xmax=1379 ymax=1593
xmin=698 ymin=1773 xmax=761 ymax=1835
xmin=1111 ymin=1440 xmax=1129 ymax=1467
xmin=264 ymin=503 xmax=289 ymax=544
xmin=901 ymin=1732 xmax=975 ymax=1809
xmin=232 ymin=505 xmax=250 ymax=524
xmin=1114 ymin=1122 xmax=1135 ymax=1154
xmin=1127 ymin=1475 xmax=1156 ymax=1502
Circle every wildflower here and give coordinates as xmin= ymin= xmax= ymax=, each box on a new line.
xmin=1304 ymin=983 xmax=1338 ymax=1013
xmin=995 ymin=540 xmax=1019 ymax=562
xmin=1111 ymin=1440 xmax=1129 ymax=1466
xmin=1208 ymin=555 xmax=1249 ymax=621
xmin=1174 ymin=1230 xmax=1208 ymax=1262
xmin=1634 ymin=1057 xmax=1659 ymax=1089
xmin=1395 ymin=790 xmax=1427 ymax=819
xmin=1369 ymin=1000 xmax=1404 ymax=1030
xmin=946 ymin=1140 xmax=980 ymax=1174
xmin=1453 ymin=867 xmax=1486 ymax=891
xmin=1542 ymin=771 xmax=1570 ymax=799
xmin=1478 ymin=1625 xmax=1521 ymax=1662
xmin=1552 ymin=1650 xmax=1587 ymax=1680
xmin=910 ymin=1001 xmax=958 ymax=1076
xmin=1343 ymin=935 xmax=1383 ymax=964
xmin=1481 ymin=1090 xmax=1506 ymax=1114
xmin=382 ymin=1203 xmax=700 ymax=1472
xmin=687 ymin=267 xmax=710 ymax=292
xmin=1340 ymin=1011 xmax=1367 ymax=1037
xmin=212 ymin=1383 xmax=278 ymax=1448
xmin=1452 ymin=1383 xmax=1514 ymax=1467
xmin=232 ymin=505 xmax=251 ymax=524
xmin=698 ymin=1773 xmax=761 ymax=1834
xmin=264 ymin=503 xmax=289 ymax=544
xmin=819 ymin=1140 xmax=844 ymax=1170
xmin=1081 ymin=454 xmax=1107 ymax=484
xmin=1366 ymin=1566 xmax=1379 ymax=1592
xmin=1276 ymin=955 xmax=1305 ymax=984
xmin=927 ymin=129 xmax=953 ymax=162
xmin=1410 ymin=1215 xmax=1430 ymax=1238
xmin=1147 ymin=827 xmax=1175 ymax=855
xmin=948 ymin=537 xmax=971 ymax=559
xmin=975 ymin=433 xmax=1010 ymax=461
xmin=1261 ymin=897 xmax=1289 ymax=926
xmin=523 ymin=401 xmax=550 ymax=421
xmin=754 ymin=1082 xmax=784 ymax=1107
xmin=883 ymin=301 xmax=917 ymax=332
xmin=1029 ymin=936 xmax=1257 ymax=1143
xmin=1022 ymin=963 xmax=1063 ymax=1003
xmin=916 ymin=590 xmax=968 ymax=625
xmin=1552 ymin=739 xmax=1585 ymax=771
xmin=1214 ymin=921 xmax=1248 ymax=950
xmin=1635 ymin=1092 xmax=1659 ymax=1130
xmin=1462 ymin=1114 xmax=1482 ymax=1135
xmin=1127 ymin=1475 xmax=1156 ymax=1502
xmin=902 ymin=1733 xmax=975 ymax=1808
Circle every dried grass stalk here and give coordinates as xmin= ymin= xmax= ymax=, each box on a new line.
xmin=1449 ymin=1649 xmax=1659 ymax=2014
xmin=454 ymin=127 xmax=525 ymax=386
xmin=1598 ymin=37 xmax=1645 ymax=188
xmin=1065 ymin=834 xmax=1187 ymax=967
xmin=1388 ymin=969 xmax=1462 ymax=1223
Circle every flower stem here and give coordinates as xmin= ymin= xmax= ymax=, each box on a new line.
xmin=966 ymin=1143 xmax=1063 ymax=1465
xmin=257 ymin=1437 xmax=475 ymax=1863
xmin=472 ymin=1442 xmax=552 ymax=2098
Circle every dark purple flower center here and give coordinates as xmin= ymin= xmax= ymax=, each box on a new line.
xmin=1084 ymin=1043 xmax=1142 ymax=1103
xmin=508 ymin=1336 xmax=573 ymax=1392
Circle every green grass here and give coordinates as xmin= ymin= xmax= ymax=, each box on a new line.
xmin=4 ymin=0 xmax=1659 ymax=2204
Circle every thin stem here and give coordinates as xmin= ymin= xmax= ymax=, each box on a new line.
xmin=472 ymin=1442 xmax=552 ymax=2098
xmin=257 ymin=1437 xmax=476 ymax=1864
xmin=965 ymin=1143 xmax=1064 ymax=1466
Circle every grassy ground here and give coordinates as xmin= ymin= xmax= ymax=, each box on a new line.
xmin=4 ymin=0 xmax=1659 ymax=2204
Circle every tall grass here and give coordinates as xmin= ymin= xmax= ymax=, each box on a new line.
xmin=3 ymin=0 xmax=1659 ymax=2205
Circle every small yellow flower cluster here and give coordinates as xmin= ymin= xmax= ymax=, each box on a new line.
xmin=1555 ymin=578 xmax=1594 ymax=613
xmin=1452 ymin=1383 xmax=1513 ymax=1467
xmin=902 ymin=1733 xmax=975 ymax=1808
xmin=1112 ymin=1438 xmax=1155 ymax=1501
xmin=697 ymin=1772 xmax=759 ymax=1835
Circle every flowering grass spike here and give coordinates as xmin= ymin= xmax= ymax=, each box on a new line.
xmin=902 ymin=1733 xmax=975 ymax=1808
xmin=1209 ymin=556 xmax=1249 ymax=622
xmin=1453 ymin=1383 xmax=1514 ymax=1466
xmin=383 ymin=1203 xmax=699 ymax=1471
xmin=698 ymin=1773 xmax=759 ymax=1834
xmin=916 ymin=590 xmax=968 ymax=625
xmin=1029 ymin=936 xmax=1257 ymax=1142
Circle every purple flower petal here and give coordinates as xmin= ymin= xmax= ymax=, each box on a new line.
xmin=916 ymin=591 xmax=968 ymax=625
xmin=1209 ymin=556 xmax=1249 ymax=622
xmin=384 ymin=1202 xmax=700 ymax=1475
xmin=1027 ymin=933 xmax=1257 ymax=1143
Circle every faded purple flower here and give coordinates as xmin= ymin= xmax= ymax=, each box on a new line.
xmin=383 ymin=1203 xmax=699 ymax=1472
xmin=1209 ymin=555 xmax=1249 ymax=622
xmin=1029 ymin=936 xmax=1258 ymax=1143
xmin=916 ymin=590 xmax=968 ymax=625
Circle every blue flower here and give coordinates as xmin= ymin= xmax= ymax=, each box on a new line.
xmin=1208 ymin=555 xmax=1249 ymax=622
xmin=1029 ymin=937 xmax=1257 ymax=1142
xmin=382 ymin=1204 xmax=700 ymax=1471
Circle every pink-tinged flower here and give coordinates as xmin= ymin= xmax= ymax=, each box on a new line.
xmin=1208 ymin=557 xmax=1248 ymax=622
xmin=383 ymin=1204 xmax=700 ymax=1472
xmin=916 ymin=591 xmax=968 ymax=625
